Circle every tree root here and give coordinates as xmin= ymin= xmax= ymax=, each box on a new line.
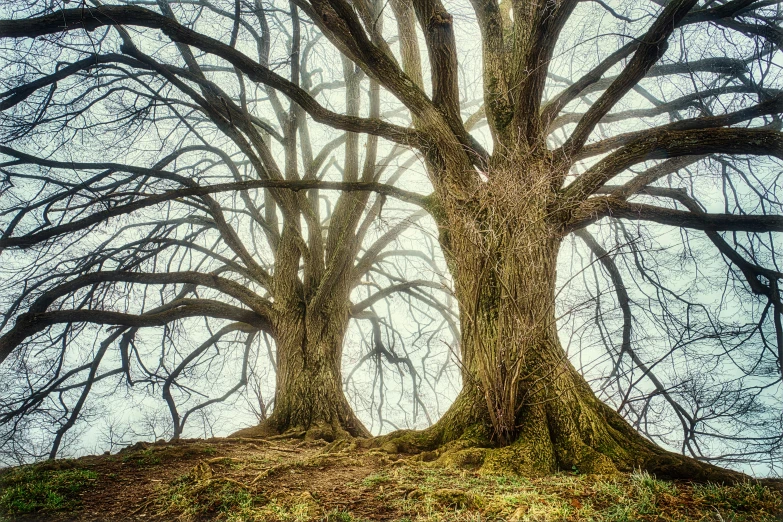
xmin=229 ymin=418 xmax=359 ymax=442
xmin=370 ymin=399 xmax=749 ymax=484
xmin=250 ymin=446 xmax=356 ymax=485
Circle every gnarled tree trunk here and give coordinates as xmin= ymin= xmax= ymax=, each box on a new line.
xmin=270 ymin=303 xmax=369 ymax=439
xmin=382 ymin=157 xmax=744 ymax=481
xmin=232 ymin=220 xmax=370 ymax=440
xmin=233 ymin=301 xmax=369 ymax=440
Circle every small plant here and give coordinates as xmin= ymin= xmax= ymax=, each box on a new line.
xmin=324 ymin=509 xmax=354 ymax=521
xmin=602 ymin=503 xmax=633 ymax=522
xmin=592 ymin=478 xmax=625 ymax=501
xmin=361 ymin=473 xmax=391 ymax=488
xmin=489 ymin=473 xmax=531 ymax=490
xmin=630 ymin=469 xmax=678 ymax=496
xmin=122 ymin=448 xmax=162 ymax=467
xmin=0 ymin=466 xmax=97 ymax=516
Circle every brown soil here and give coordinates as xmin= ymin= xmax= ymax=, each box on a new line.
xmin=3 ymin=437 xmax=782 ymax=521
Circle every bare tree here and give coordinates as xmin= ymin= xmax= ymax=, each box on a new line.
xmin=1 ymin=0 xmax=782 ymax=480
xmin=0 ymin=0 xmax=453 ymax=459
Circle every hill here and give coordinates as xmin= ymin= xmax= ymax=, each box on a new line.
xmin=1 ymin=437 xmax=781 ymax=521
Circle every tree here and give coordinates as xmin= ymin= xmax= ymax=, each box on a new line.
xmin=0 ymin=0 xmax=455 ymax=457
xmin=2 ymin=0 xmax=782 ymax=479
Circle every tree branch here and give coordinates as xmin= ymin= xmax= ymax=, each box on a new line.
xmin=568 ymin=196 xmax=783 ymax=233
xmin=0 ymin=5 xmax=420 ymax=147
xmin=562 ymin=128 xmax=783 ymax=202
xmin=559 ymin=0 xmax=701 ymax=155
xmin=0 ymin=299 xmax=265 ymax=366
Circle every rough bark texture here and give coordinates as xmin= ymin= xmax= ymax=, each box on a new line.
xmin=233 ymin=302 xmax=369 ymax=440
xmin=377 ymin=156 xmax=746 ymax=482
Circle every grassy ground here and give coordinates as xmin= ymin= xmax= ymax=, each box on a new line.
xmin=0 ymin=437 xmax=781 ymax=521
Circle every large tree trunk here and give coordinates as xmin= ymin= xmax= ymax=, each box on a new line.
xmin=233 ymin=303 xmax=369 ymax=440
xmin=381 ymin=160 xmax=744 ymax=481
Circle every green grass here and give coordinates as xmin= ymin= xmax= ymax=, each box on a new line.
xmin=146 ymin=459 xmax=783 ymax=522
xmin=693 ymin=480 xmax=781 ymax=513
xmin=375 ymin=466 xmax=783 ymax=522
xmin=361 ymin=472 xmax=392 ymax=488
xmin=0 ymin=465 xmax=97 ymax=517
xmin=121 ymin=443 xmax=218 ymax=467
xmin=121 ymin=448 xmax=162 ymax=467
xmin=323 ymin=509 xmax=364 ymax=521
xmin=590 ymin=470 xmax=680 ymax=519
xmin=26 ymin=438 xmax=774 ymax=522
xmin=158 ymin=471 xmax=266 ymax=521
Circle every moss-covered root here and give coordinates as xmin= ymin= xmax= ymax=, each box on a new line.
xmin=229 ymin=418 xmax=358 ymax=442
xmin=371 ymin=391 xmax=749 ymax=485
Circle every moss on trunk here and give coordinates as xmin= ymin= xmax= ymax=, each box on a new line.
xmin=378 ymin=158 xmax=746 ymax=483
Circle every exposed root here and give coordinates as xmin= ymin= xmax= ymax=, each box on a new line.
xmin=229 ymin=418 xmax=359 ymax=443
xmin=370 ymin=390 xmax=749 ymax=484
xmin=320 ymin=438 xmax=356 ymax=455
xmin=267 ymin=430 xmax=307 ymax=440
xmin=250 ymin=447 xmax=355 ymax=485
xmin=151 ymin=460 xmax=255 ymax=520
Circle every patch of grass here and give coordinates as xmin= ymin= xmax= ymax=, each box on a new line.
xmin=0 ymin=465 xmax=97 ymax=517
xmin=631 ymin=470 xmax=678 ymax=495
xmin=122 ymin=448 xmax=162 ymax=467
xmin=121 ymin=443 xmax=219 ymax=467
xmin=693 ymin=480 xmax=781 ymax=512
xmin=202 ymin=445 xmax=218 ymax=456
xmin=323 ymin=509 xmax=358 ymax=521
xmin=156 ymin=460 xmax=328 ymax=522
xmin=525 ymin=499 xmax=574 ymax=521
xmin=488 ymin=474 xmax=531 ymax=488
xmin=255 ymin=494 xmax=320 ymax=522
xmin=361 ymin=472 xmax=391 ymax=488
xmin=591 ymin=471 xmax=677 ymax=519
xmin=383 ymin=464 xmax=783 ymax=522
xmin=156 ymin=463 xmax=266 ymax=521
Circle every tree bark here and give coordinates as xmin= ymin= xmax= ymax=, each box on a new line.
xmin=233 ymin=302 xmax=370 ymax=440
xmin=380 ymin=157 xmax=745 ymax=481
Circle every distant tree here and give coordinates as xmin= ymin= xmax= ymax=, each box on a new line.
xmin=0 ymin=0 xmax=454 ymax=459
xmin=2 ymin=0 xmax=782 ymax=480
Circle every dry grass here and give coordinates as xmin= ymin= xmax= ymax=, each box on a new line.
xmin=0 ymin=438 xmax=780 ymax=521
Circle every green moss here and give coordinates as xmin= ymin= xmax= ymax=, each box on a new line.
xmin=376 ymin=428 xmax=441 ymax=454
xmin=0 ymin=465 xmax=97 ymax=516
xmin=437 ymin=448 xmax=487 ymax=470
xmin=480 ymin=429 xmax=556 ymax=476
xmin=428 ymin=488 xmax=476 ymax=509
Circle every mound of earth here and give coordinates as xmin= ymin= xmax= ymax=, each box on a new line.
xmin=1 ymin=437 xmax=781 ymax=521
